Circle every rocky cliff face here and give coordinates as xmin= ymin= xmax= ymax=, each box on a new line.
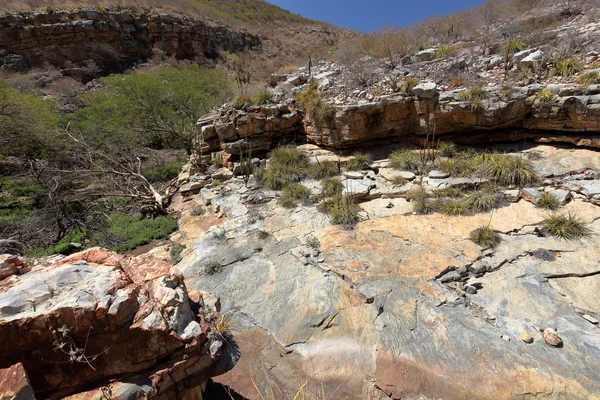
xmin=0 ymin=248 xmax=237 ymax=399
xmin=196 ymin=72 xmax=600 ymax=161
xmin=0 ymin=10 xmax=260 ymax=73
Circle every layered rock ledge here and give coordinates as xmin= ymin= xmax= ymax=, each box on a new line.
xmin=0 ymin=248 xmax=237 ymax=399
xmin=0 ymin=10 xmax=260 ymax=73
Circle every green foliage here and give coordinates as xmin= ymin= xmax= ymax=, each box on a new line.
xmin=469 ymin=226 xmax=501 ymax=248
xmin=71 ymin=64 xmax=231 ymax=151
xmin=0 ymin=79 xmax=60 ymax=158
xmin=541 ymin=212 xmax=592 ymax=240
xmin=261 ymin=147 xmax=309 ymax=189
xmin=407 ymin=186 xmax=433 ymax=214
xmin=309 ymin=161 xmax=339 ymax=180
xmin=347 ymin=152 xmax=372 ymax=171
xmin=464 ymin=190 xmax=503 ymax=213
xmin=535 ymin=88 xmax=554 ymax=103
xmin=485 ymin=155 xmax=538 ymax=186
xmin=106 ymin=212 xmax=178 ymax=253
xmin=401 ymin=79 xmax=420 ymax=95
xmin=253 ymin=91 xmax=275 ymax=106
xmin=279 ymin=183 xmax=311 ymax=208
xmin=438 ymin=142 xmax=457 ymax=158
xmin=389 ymin=150 xmax=420 ymax=172
xmin=170 ymin=243 xmax=186 ymax=264
xmin=537 ymin=192 xmax=562 ymax=211
xmin=205 ymin=260 xmax=223 ymax=275
xmin=553 ymin=57 xmax=584 ymax=77
xmin=322 ymin=195 xmax=360 ymax=227
xmin=297 ymin=79 xmax=334 ymax=127
xmin=577 ymin=71 xmax=600 ymax=84
xmin=438 ymin=155 xmax=482 ymax=177
xmin=504 ymin=37 xmax=527 ymax=60
xmin=232 ymin=95 xmax=252 ymax=109
xmin=459 ymin=87 xmax=489 ymax=112
xmin=144 ymin=160 xmax=186 ymax=182
xmin=192 ymin=205 xmax=205 ymax=216
xmin=322 ymin=178 xmax=344 ymax=197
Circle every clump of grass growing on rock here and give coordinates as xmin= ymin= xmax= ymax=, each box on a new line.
xmin=485 ymin=155 xmax=538 ymax=187
xmin=389 ymin=150 xmax=420 ymax=172
xmin=438 ymin=153 xmax=482 ymax=177
xmin=440 ymin=199 xmax=467 ymax=216
xmin=438 ymin=142 xmax=457 ymax=157
xmin=535 ymin=88 xmax=554 ymax=103
xmin=253 ymin=91 xmax=275 ymax=105
xmin=170 ymin=243 xmax=186 ymax=264
xmin=297 ymin=79 xmax=334 ymax=127
xmin=232 ymin=95 xmax=252 ymax=110
xmin=435 ymin=45 xmax=456 ymax=59
xmin=470 ymin=226 xmax=502 ymax=248
xmin=205 ymin=261 xmax=223 ymax=275
xmin=459 ymin=87 xmax=489 ymax=112
xmin=407 ymin=186 xmax=433 ymax=214
xmin=214 ymin=314 xmax=234 ymax=335
xmin=192 ymin=205 xmax=205 ymax=216
xmin=401 ymin=78 xmax=420 ymax=95
xmin=464 ymin=190 xmax=503 ymax=213
xmin=577 ymin=71 xmax=600 ymax=84
xmin=328 ymin=195 xmax=361 ymax=226
xmin=552 ymin=57 xmax=584 ymax=77
xmin=541 ymin=212 xmax=592 ymax=240
xmin=261 ymin=147 xmax=309 ymax=189
xmin=537 ymin=192 xmax=562 ymax=211
xmin=347 ymin=152 xmax=372 ymax=171
xmin=309 ymin=160 xmax=339 ymax=179
xmin=322 ymin=178 xmax=344 ymax=197
xmin=279 ymin=183 xmax=311 ymax=208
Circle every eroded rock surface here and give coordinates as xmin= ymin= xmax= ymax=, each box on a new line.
xmin=0 ymin=248 xmax=237 ymax=399
xmin=176 ymin=144 xmax=600 ymax=399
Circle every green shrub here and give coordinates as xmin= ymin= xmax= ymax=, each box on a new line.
xmin=464 ymin=190 xmax=503 ymax=213
xmin=435 ymin=45 xmax=456 ymax=59
xmin=144 ymin=160 xmax=186 ymax=182
xmin=347 ymin=152 xmax=372 ymax=171
xmin=438 ymin=142 xmax=457 ymax=158
xmin=407 ymin=186 xmax=433 ymax=214
xmin=327 ymin=195 xmax=360 ymax=227
xmin=469 ymin=226 xmax=501 ymax=248
xmin=232 ymin=95 xmax=252 ymax=109
xmin=297 ymin=79 xmax=334 ymax=127
xmin=309 ymin=161 xmax=339 ymax=179
xmin=485 ymin=155 xmax=538 ymax=187
xmin=322 ymin=178 xmax=344 ymax=197
xmin=170 ymin=243 xmax=186 ymax=264
xmin=106 ymin=212 xmax=178 ymax=253
xmin=577 ymin=71 xmax=600 ymax=84
xmin=553 ymin=57 xmax=584 ymax=77
xmin=261 ymin=147 xmax=309 ymax=189
xmin=438 ymin=154 xmax=482 ymax=177
xmin=192 ymin=205 xmax=205 ymax=216
xmin=535 ymin=88 xmax=554 ymax=103
xmin=401 ymin=78 xmax=420 ymax=95
xmin=253 ymin=91 xmax=275 ymax=106
xmin=389 ymin=150 xmax=420 ymax=172
xmin=279 ymin=183 xmax=311 ymax=208
xmin=541 ymin=212 xmax=592 ymax=240
xmin=205 ymin=260 xmax=223 ymax=275
xmin=537 ymin=192 xmax=561 ymax=211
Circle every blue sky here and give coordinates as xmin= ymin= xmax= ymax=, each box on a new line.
xmin=267 ymin=0 xmax=486 ymax=32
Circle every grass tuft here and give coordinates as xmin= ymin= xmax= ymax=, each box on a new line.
xmin=535 ymin=88 xmax=554 ymax=103
xmin=309 ymin=160 xmax=339 ymax=179
xmin=347 ymin=152 xmax=372 ymax=171
xmin=553 ymin=57 xmax=584 ymax=77
xmin=389 ymin=150 xmax=420 ymax=172
xmin=541 ymin=212 xmax=592 ymax=240
xmin=319 ymin=195 xmax=360 ymax=227
xmin=279 ymin=183 xmax=311 ymax=208
xmin=321 ymin=178 xmax=344 ymax=197
xmin=486 ymin=155 xmax=538 ymax=187
xmin=470 ymin=226 xmax=501 ymax=248
xmin=253 ymin=91 xmax=275 ymax=105
xmin=464 ymin=190 xmax=503 ymax=213
xmin=440 ymin=199 xmax=467 ymax=216
xmin=261 ymin=147 xmax=309 ymax=189
xmin=577 ymin=71 xmax=600 ymax=84
xmin=537 ymin=192 xmax=562 ymax=211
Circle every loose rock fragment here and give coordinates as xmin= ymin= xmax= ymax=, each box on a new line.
xmin=521 ymin=332 xmax=534 ymax=343
xmin=543 ymin=328 xmax=563 ymax=347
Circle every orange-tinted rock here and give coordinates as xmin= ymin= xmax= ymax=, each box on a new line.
xmin=0 ymin=363 xmax=34 ymax=400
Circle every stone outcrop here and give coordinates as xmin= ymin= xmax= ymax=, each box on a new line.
xmin=0 ymin=10 xmax=260 ymax=73
xmin=0 ymin=248 xmax=237 ymax=399
xmin=196 ymin=82 xmax=600 ymax=158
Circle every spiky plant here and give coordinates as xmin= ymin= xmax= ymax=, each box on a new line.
xmin=485 ymin=155 xmax=538 ymax=187
xmin=279 ymin=183 xmax=311 ymax=208
xmin=328 ymin=195 xmax=361 ymax=226
xmin=389 ymin=150 xmax=420 ymax=172
xmin=541 ymin=212 xmax=592 ymax=240
xmin=309 ymin=160 xmax=339 ymax=179
xmin=347 ymin=152 xmax=372 ymax=171
xmin=440 ymin=199 xmax=467 ymax=216
xmin=464 ymin=191 xmax=503 ymax=213
xmin=469 ymin=226 xmax=501 ymax=248
xmin=537 ymin=192 xmax=562 ymax=211
xmin=261 ymin=147 xmax=309 ymax=189
xmin=321 ymin=178 xmax=344 ymax=197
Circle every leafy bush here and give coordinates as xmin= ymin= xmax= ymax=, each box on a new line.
xmin=253 ymin=91 xmax=275 ymax=106
xmin=144 ymin=160 xmax=186 ymax=182
xmin=106 ymin=212 xmax=178 ymax=253
xmin=535 ymin=88 xmax=554 ymax=103
xmin=541 ymin=212 xmax=592 ymax=240
xmin=309 ymin=161 xmax=339 ymax=179
xmin=485 ymin=155 xmax=538 ymax=186
xmin=469 ymin=226 xmax=501 ymax=248
xmin=347 ymin=152 xmax=372 ymax=171
xmin=553 ymin=57 xmax=584 ymax=77
xmin=261 ymin=147 xmax=309 ymax=189
xmin=537 ymin=192 xmax=561 ymax=210
xmin=279 ymin=183 xmax=311 ymax=208
xmin=322 ymin=178 xmax=344 ymax=197
xmin=389 ymin=150 xmax=420 ymax=172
